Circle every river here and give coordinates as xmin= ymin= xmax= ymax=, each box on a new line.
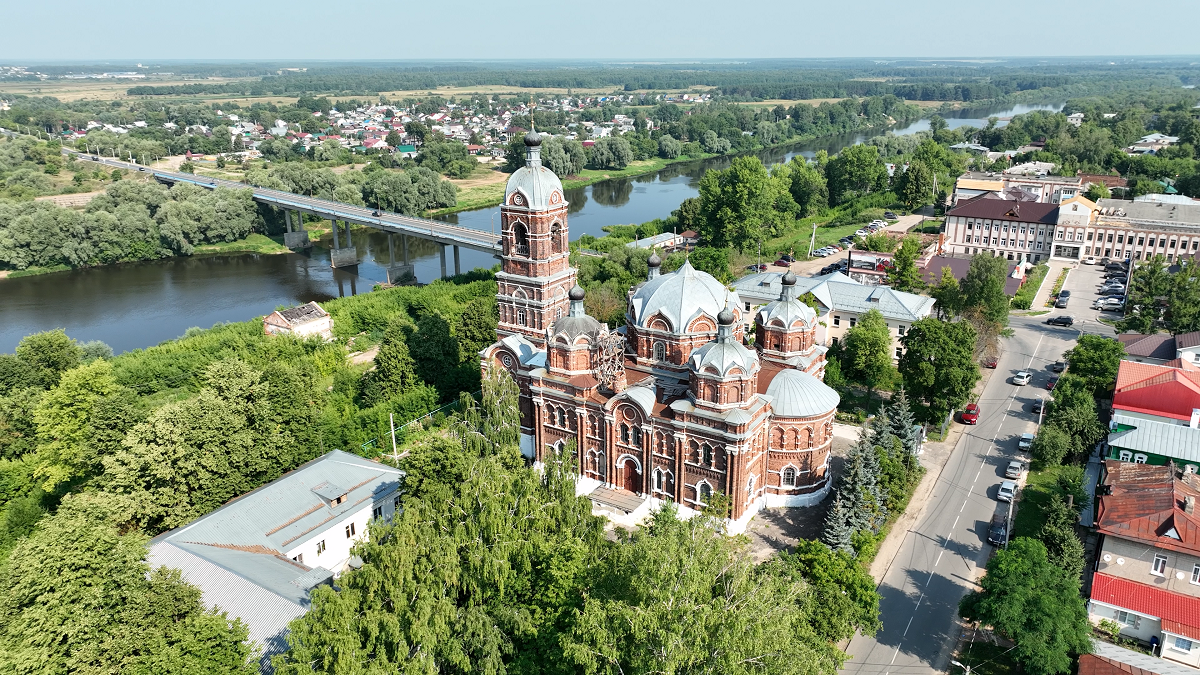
xmin=0 ymin=102 xmax=1062 ymax=354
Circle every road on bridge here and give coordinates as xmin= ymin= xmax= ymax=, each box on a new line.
xmin=841 ymin=262 xmax=1113 ymax=675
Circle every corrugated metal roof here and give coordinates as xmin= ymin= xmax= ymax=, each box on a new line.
xmin=1097 ymin=460 xmax=1200 ymax=556
xmin=1092 ymin=640 xmax=1200 ymax=675
xmin=731 ymin=272 xmax=934 ymax=322
xmin=1110 ymin=415 xmax=1200 ymax=463
xmin=1091 ymin=573 xmax=1200 ymax=641
xmin=1114 ymin=361 xmax=1200 ymax=422
xmin=956 ymin=178 xmax=1005 ymax=191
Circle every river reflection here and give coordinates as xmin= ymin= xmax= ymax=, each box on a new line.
xmin=1 ymin=101 xmax=1062 ymax=353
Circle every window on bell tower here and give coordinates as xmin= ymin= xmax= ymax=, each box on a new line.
xmin=517 ymin=310 xmax=527 ymax=326
xmin=512 ymin=223 xmax=529 ymax=256
xmin=551 ymin=223 xmax=563 ymax=254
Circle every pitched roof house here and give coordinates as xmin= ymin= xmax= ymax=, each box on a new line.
xmin=1091 ymin=461 xmax=1200 ymax=665
xmin=263 ymin=302 xmax=333 ymax=340
xmin=147 ymin=450 xmax=403 ymax=673
xmin=1114 ymin=361 xmax=1200 ymax=425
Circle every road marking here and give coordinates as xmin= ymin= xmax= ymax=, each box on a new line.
xmin=960 ymin=499 xmax=968 ymax=513
xmin=952 ymin=515 xmax=959 ymax=530
xmin=973 ymin=469 xmax=980 ymax=483
xmin=935 ymin=549 xmax=945 ymax=566
xmin=890 ymin=645 xmax=901 ymax=665
xmin=926 ymin=569 xmax=935 ymax=587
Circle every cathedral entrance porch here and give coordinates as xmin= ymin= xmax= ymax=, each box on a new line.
xmin=588 ymin=486 xmax=652 ymax=528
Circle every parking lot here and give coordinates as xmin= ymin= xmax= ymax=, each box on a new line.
xmin=1046 ymin=261 xmax=1127 ymax=337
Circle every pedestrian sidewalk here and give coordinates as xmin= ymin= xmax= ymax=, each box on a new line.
xmin=1031 ymin=260 xmax=1074 ymax=310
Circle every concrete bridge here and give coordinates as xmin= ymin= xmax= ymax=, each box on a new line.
xmin=73 ymin=148 xmax=502 ymax=280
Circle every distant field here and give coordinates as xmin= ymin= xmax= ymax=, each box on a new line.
xmin=0 ymin=76 xmax=257 ymax=101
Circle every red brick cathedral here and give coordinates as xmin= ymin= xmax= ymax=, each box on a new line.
xmin=482 ymin=131 xmax=841 ymax=532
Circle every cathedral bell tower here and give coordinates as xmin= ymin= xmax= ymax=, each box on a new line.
xmin=495 ymin=130 xmax=576 ymax=346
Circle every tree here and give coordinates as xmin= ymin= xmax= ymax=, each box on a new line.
xmin=1030 ymin=425 xmax=1071 ymax=468
xmin=1117 ymin=256 xmax=1171 ymax=334
xmin=888 ymin=388 xmax=921 ymax=456
xmin=767 ymin=539 xmax=881 ymax=642
xmin=561 ymin=507 xmax=846 ymax=675
xmin=455 ymin=295 xmax=500 ymax=360
xmin=959 ymin=537 xmax=1092 ymax=675
xmin=0 ymin=493 xmax=257 ymax=674
xmin=821 ymin=493 xmax=854 ymax=554
xmin=1039 ymin=494 xmax=1085 ymax=578
xmin=14 ymin=329 xmax=81 ymax=387
xmin=1043 ymin=374 xmax=1104 ymax=458
xmin=0 ymin=354 xmax=41 ymax=395
xmin=887 ymin=235 xmax=925 ymax=293
xmin=362 ymin=317 xmax=419 ymax=405
xmin=786 ymin=157 xmax=829 ymax=217
xmin=657 ymin=134 xmax=682 ymax=159
xmin=898 ymin=318 xmax=980 ymax=421
xmin=408 ymin=312 xmax=463 ymax=399
xmin=842 ymin=309 xmax=894 ymax=406
xmin=960 ymin=253 xmax=1011 ymax=325
xmin=541 ymin=136 xmax=586 ymax=178
xmin=696 ymin=156 xmax=797 ymax=251
xmin=1167 ymin=259 xmax=1200 ymax=335
xmin=590 ymin=136 xmax=633 ymax=170
xmin=384 ymin=129 xmax=403 ymax=148
xmin=688 ymin=246 xmax=731 ymax=283
xmin=1064 ymin=334 xmax=1125 ymax=397
xmin=1084 ymin=182 xmax=1111 ymax=201
xmin=826 ymin=144 xmax=888 ymax=204
xmin=895 ymin=159 xmax=936 ymax=210
xmin=930 ymin=266 xmax=963 ymax=319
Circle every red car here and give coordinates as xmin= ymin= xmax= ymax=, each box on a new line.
xmin=1046 ymin=378 xmax=1058 ymax=391
xmin=961 ymin=403 xmax=980 ymax=425
xmin=773 ymin=259 xmax=790 ymax=267
xmin=982 ymin=357 xmax=998 ymax=369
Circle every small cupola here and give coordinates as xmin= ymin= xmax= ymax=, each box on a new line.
xmin=647 ymin=252 xmax=662 ymax=280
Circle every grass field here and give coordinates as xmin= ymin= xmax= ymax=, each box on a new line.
xmin=193 ymin=233 xmax=290 ymax=256
xmin=1012 ymin=464 xmax=1076 ymax=539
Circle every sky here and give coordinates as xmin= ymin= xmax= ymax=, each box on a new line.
xmin=3 ymin=0 xmax=1200 ymax=61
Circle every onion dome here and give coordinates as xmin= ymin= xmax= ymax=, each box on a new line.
xmin=765 ymin=369 xmax=839 ymax=418
xmin=688 ymin=336 xmax=759 ymax=379
xmin=524 ymin=130 xmax=543 ymax=147
xmin=551 ymin=285 xmax=601 ymax=341
xmin=504 ymin=131 xmax=562 ymax=210
xmin=647 ymin=251 xmax=662 ymax=280
xmin=569 ymin=284 xmax=586 ymax=302
xmin=628 ymin=259 xmax=740 ymax=335
xmin=718 ymin=306 xmax=735 ymax=326
xmin=781 ymin=270 xmax=797 ymax=286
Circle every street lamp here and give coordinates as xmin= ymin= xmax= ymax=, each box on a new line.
xmin=951 ymin=661 xmax=971 ymax=675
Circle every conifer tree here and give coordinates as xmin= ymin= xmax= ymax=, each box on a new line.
xmin=888 ymin=388 xmax=920 ymax=456
xmin=840 ymin=427 xmax=888 ymax=534
xmin=363 ymin=317 xmax=418 ymax=405
xmin=822 ymin=492 xmax=855 ymax=554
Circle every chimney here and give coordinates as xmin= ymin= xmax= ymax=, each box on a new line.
xmin=1187 ymin=495 xmax=1195 ymax=515
xmin=1191 ymin=408 xmax=1200 ymax=429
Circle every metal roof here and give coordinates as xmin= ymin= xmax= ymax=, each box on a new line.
xmin=1092 ymin=573 xmax=1200 ymax=641
xmin=763 ymin=369 xmax=839 ymax=418
xmin=733 ymin=272 xmax=934 ymax=323
xmin=1091 ymin=639 xmax=1200 ymax=675
xmin=1109 ymin=414 xmax=1200 ymax=463
xmin=629 ymin=259 xmax=740 ymax=334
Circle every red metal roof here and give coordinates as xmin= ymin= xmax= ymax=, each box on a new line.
xmin=1113 ymin=361 xmax=1200 ymax=422
xmin=1078 ymin=654 xmax=1155 ymax=675
xmin=1091 ymin=573 xmax=1200 ymax=640
xmin=1096 ymin=461 xmax=1200 ymax=556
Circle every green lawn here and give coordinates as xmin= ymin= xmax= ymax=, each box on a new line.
xmin=193 ymin=233 xmax=290 ymax=255
xmin=1012 ymin=464 xmax=1076 ymax=539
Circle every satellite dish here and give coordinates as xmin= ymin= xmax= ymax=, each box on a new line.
xmin=1117 ymin=558 xmax=1126 ymax=565
xmin=1103 ymin=554 xmax=1113 ymax=562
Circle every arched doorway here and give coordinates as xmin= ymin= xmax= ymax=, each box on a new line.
xmin=619 ymin=457 xmax=642 ymax=494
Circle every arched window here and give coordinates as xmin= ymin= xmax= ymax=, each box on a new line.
xmin=782 ymin=467 xmax=797 ymax=487
xmin=653 ymin=341 xmax=665 ymax=361
xmin=702 ymin=444 xmax=713 ymax=466
xmin=710 ymin=384 xmax=720 ymax=403
xmin=747 ymin=475 xmax=756 ymax=495
xmin=558 ymin=408 xmax=568 ymax=427
xmin=654 ymin=469 xmax=665 ymax=491
xmin=512 ymin=223 xmax=529 ymax=255
xmin=632 ymin=427 xmax=643 ymax=446
xmin=621 ymin=424 xmax=630 ymax=444
xmin=698 ymin=482 xmax=713 ymax=504
xmin=551 ymin=223 xmax=563 ymax=254
xmin=517 ymin=309 xmax=527 ymax=327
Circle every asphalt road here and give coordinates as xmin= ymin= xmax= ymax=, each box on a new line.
xmin=841 ymin=262 xmax=1115 ymax=675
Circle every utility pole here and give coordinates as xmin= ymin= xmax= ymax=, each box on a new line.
xmin=1038 ymin=396 xmax=1045 ymax=429
xmin=809 ymin=221 xmax=818 ymax=258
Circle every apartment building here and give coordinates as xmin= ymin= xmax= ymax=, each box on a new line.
xmin=1091 ymin=461 xmax=1200 ymax=667
xmin=951 ymin=171 xmax=1083 ymax=206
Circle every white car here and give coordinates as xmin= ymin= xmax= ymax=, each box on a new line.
xmin=997 ymin=481 xmax=1017 ymax=503
xmin=1082 ymin=256 xmax=1097 ymax=265
xmin=1012 ymin=371 xmax=1032 ymax=385
xmin=870 ymin=219 xmax=887 ymax=228
xmin=855 ymin=229 xmax=871 ymax=237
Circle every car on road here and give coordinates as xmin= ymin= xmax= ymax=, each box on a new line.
xmin=1018 ymin=432 xmax=1035 ymax=450
xmin=997 ymin=481 xmax=1017 ymax=503
xmin=747 ymin=264 xmax=768 ymax=271
xmin=1083 ymin=256 xmax=1097 ymax=265
xmin=982 ymin=356 xmax=999 ymax=369
xmin=1005 ymin=461 xmax=1025 ymax=479
xmin=1046 ymin=315 xmax=1075 ymax=326
xmin=989 ymin=502 xmax=1012 ymax=546
xmin=961 ymin=403 xmax=980 ymax=425
xmin=774 ymin=259 xmax=791 ymax=267
xmin=1047 ymin=377 xmax=1058 ymax=390
xmin=1051 ymin=361 xmax=1066 ymax=373
xmin=1055 ymin=295 xmax=1070 ymax=308
xmin=1013 ymin=371 xmax=1032 ymax=385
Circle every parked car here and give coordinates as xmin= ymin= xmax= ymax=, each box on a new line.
xmin=884 ymin=211 xmax=898 ymax=220
xmin=997 ymin=481 xmax=1017 ymax=503
xmin=871 ymin=219 xmax=887 ymax=227
xmin=774 ymin=259 xmax=790 ymax=267
xmin=1013 ymin=371 xmax=1032 ymax=385
xmin=1105 ymin=262 xmax=1127 ymax=272
xmin=855 ymin=229 xmax=871 ymax=237
xmin=1046 ymin=315 xmax=1075 ymax=326
xmin=1055 ymin=296 xmax=1070 ymax=309
xmin=780 ymin=254 xmax=796 ymax=263
xmin=961 ymin=403 xmax=980 ymax=425
xmin=1082 ymin=256 xmax=1097 ymax=265
xmin=1099 ymin=297 xmax=1125 ymax=311
xmin=1030 ymin=399 xmax=1049 ymax=414
xmin=1099 ymin=286 xmax=1125 ymax=296
xmin=1051 ymin=361 xmax=1066 ymax=373
xmin=989 ymin=502 xmax=1011 ymax=546
xmin=1018 ymin=432 xmax=1036 ymax=450
xmin=1005 ymin=461 xmax=1025 ymax=479
xmin=1047 ymin=377 xmax=1059 ymax=390
xmin=982 ymin=356 xmax=999 ymax=369
xmin=746 ymin=264 xmax=768 ymax=271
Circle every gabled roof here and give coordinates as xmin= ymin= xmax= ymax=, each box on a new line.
xmin=1090 ymin=641 xmax=1200 ymax=675
xmin=1096 ymin=460 xmax=1200 ymax=556
xmin=1091 ymin=573 xmax=1200 ymax=641
xmin=731 ymin=272 xmax=934 ymax=322
xmin=1114 ymin=360 xmax=1200 ymax=422
xmin=1109 ymin=414 xmax=1200 ymax=464
xmin=1118 ymin=332 xmax=1177 ymax=360
xmin=946 ymin=197 xmax=1059 ymax=224
xmin=1177 ymin=332 xmax=1200 ymax=350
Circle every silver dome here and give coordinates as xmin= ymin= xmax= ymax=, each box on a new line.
xmin=757 ymin=297 xmax=817 ymax=330
xmin=505 ymin=164 xmax=564 ymax=212
xmin=689 ymin=339 xmax=759 ymax=378
xmin=628 ymin=259 xmax=740 ymax=334
xmin=765 ymin=369 xmax=839 ymax=418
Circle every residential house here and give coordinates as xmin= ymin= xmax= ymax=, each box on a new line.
xmin=1118 ymin=332 xmax=1200 ymax=366
xmin=1068 ymin=112 xmax=1086 ymax=127
xmin=263 ymin=301 xmax=333 ymax=340
xmin=147 ymin=450 xmax=403 ymax=672
xmin=1114 ymin=360 xmax=1200 ymax=426
xmin=1091 ymin=461 xmax=1200 ymax=666
xmin=732 ymin=271 xmax=935 ymax=360
xmin=1107 ymin=413 xmax=1200 ymax=470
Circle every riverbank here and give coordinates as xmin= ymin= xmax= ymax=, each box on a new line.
xmin=0 ymin=232 xmax=291 ymax=281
